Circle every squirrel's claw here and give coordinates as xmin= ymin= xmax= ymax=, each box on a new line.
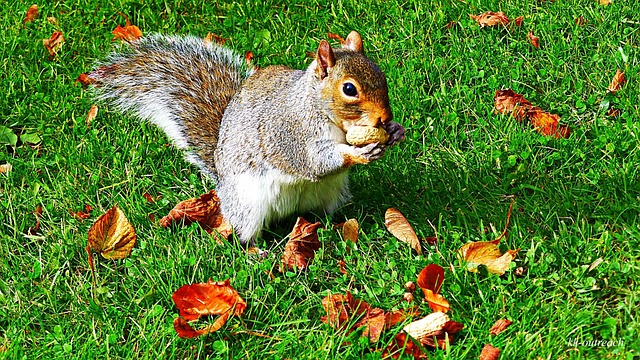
xmin=356 ymin=142 xmax=386 ymax=162
xmin=383 ymin=121 xmax=406 ymax=146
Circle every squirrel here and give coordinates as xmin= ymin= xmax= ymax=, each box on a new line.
xmin=87 ymin=31 xmax=405 ymax=247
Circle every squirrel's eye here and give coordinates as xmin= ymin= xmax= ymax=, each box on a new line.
xmin=342 ymin=82 xmax=358 ymax=97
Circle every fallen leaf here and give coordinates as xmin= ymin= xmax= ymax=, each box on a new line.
xmin=342 ymin=218 xmax=359 ymax=243
xmin=480 ymin=344 xmax=501 ymax=360
xmin=470 ymin=12 xmax=510 ymax=27
xmin=338 ymin=259 xmax=348 ymax=275
xmin=424 ymin=236 xmax=439 ymax=245
xmin=528 ymin=31 xmax=539 ymax=48
xmin=489 ymin=319 xmax=513 ymax=336
xmin=321 ymin=292 xmax=418 ymax=344
xmin=386 ymin=312 xmax=464 ymax=358
xmin=160 ymin=190 xmax=233 ymax=242
xmin=607 ymin=69 xmax=625 ymax=93
xmin=385 ymin=208 xmax=422 ymax=254
xmin=514 ymin=16 xmax=524 ymax=26
xmin=459 ymin=241 xmax=520 ymax=275
xmin=86 ymin=205 xmax=136 ymax=260
xmin=28 ymin=206 xmax=43 ymax=235
xmin=43 ymin=31 xmax=64 ymax=58
xmin=172 ymin=279 xmax=246 ymax=338
xmin=0 ymin=163 xmax=12 ymax=174
xmin=71 ymin=204 xmax=93 ymax=220
xmin=112 ymin=15 xmax=142 ymax=42
xmin=204 ymin=32 xmax=226 ymax=46
xmin=280 ymin=217 xmax=322 ymax=271
xmin=494 ymin=89 xmax=570 ymax=139
xmin=598 ymin=0 xmax=611 ymax=5
xmin=47 ymin=16 xmax=58 ymax=26
xmin=575 ymin=16 xmax=587 ymax=26
xmin=606 ymin=108 xmax=620 ymax=118
xmin=245 ymin=51 xmax=254 ymax=67
xmin=75 ymin=73 xmax=96 ymax=87
xmin=142 ymin=192 xmax=156 ymax=203
xmin=86 ymin=105 xmax=98 ymax=126
xmin=24 ymin=4 xmax=38 ymax=24
xmin=417 ymin=264 xmax=445 ymax=294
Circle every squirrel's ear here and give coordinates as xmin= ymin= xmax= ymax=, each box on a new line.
xmin=315 ymin=40 xmax=336 ymax=79
xmin=343 ymin=31 xmax=363 ymax=53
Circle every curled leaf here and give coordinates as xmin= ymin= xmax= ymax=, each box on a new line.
xmin=43 ymin=31 xmax=64 ymax=58
xmin=470 ymin=12 xmax=510 ymax=27
xmin=489 ymin=319 xmax=513 ymax=336
xmin=112 ymin=15 xmax=142 ymax=42
xmin=86 ymin=205 xmax=136 ymax=260
xmin=24 ymin=4 xmax=38 ymax=24
xmin=280 ymin=217 xmax=322 ymax=271
xmin=607 ymin=69 xmax=625 ymax=93
xmin=495 ymin=89 xmax=570 ymax=139
xmin=459 ymin=241 xmax=520 ymax=275
xmin=86 ymin=105 xmax=98 ymax=126
xmin=171 ymin=279 xmax=246 ymax=338
xmin=160 ymin=190 xmax=232 ymax=242
xmin=385 ymin=208 xmax=422 ymax=254
xmin=480 ymin=344 xmax=501 ymax=360
xmin=342 ymin=218 xmax=359 ymax=243
xmin=528 ymin=31 xmax=539 ymax=48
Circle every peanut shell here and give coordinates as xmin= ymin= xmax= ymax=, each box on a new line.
xmin=402 ymin=311 xmax=449 ymax=341
xmin=346 ymin=126 xmax=389 ymax=146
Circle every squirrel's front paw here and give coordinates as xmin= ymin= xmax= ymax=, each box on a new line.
xmin=382 ymin=121 xmax=406 ymax=146
xmin=354 ymin=142 xmax=386 ymax=163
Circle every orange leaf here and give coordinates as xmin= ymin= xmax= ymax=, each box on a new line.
xmin=43 ymin=31 xmax=64 ymax=57
xmin=0 ymin=163 xmax=12 ymax=174
xmin=112 ymin=16 xmax=142 ymax=42
xmin=607 ymin=69 xmax=625 ymax=93
xmin=459 ymin=241 xmax=520 ymax=275
xmin=424 ymin=289 xmax=450 ymax=313
xmin=204 ymin=32 xmax=227 ymax=46
xmin=24 ymin=4 xmax=38 ymax=24
xmin=75 ymin=73 xmax=96 ymax=87
xmin=416 ymin=264 xmax=445 ymax=294
xmin=385 ymin=208 xmax=422 ymax=254
xmin=354 ymin=308 xmax=387 ymax=343
xmin=86 ymin=205 xmax=136 ymax=260
xmin=28 ymin=205 xmax=43 ymax=235
xmin=470 ymin=12 xmax=510 ymax=27
xmin=173 ymin=314 xmax=231 ymax=339
xmin=528 ymin=31 xmax=540 ymax=48
xmin=160 ymin=190 xmax=232 ymax=241
xmin=71 ymin=204 xmax=93 ymax=220
xmin=172 ymin=279 xmax=246 ymax=321
xmin=514 ymin=16 xmax=524 ymax=26
xmin=495 ymin=89 xmax=570 ymax=138
xmin=342 ymin=218 xmax=359 ymax=243
xmin=280 ymin=217 xmax=322 ymax=271
xmin=489 ymin=318 xmax=513 ymax=336
xmin=480 ymin=344 xmax=501 ymax=360
xmin=85 ymin=105 xmax=98 ymax=126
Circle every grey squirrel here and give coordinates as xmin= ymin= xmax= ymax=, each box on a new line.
xmin=87 ymin=31 xmax=405 ymax=246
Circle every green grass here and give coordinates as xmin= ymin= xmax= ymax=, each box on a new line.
xmin=2 ymin=0 xmax=639 ymax=358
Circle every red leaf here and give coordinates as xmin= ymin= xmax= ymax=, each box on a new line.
xmin=489 ymin=318 xmax=513 ymax=336
xmin=24 ymin=5 xmax=38 ymax=24
xmin=280 ymin=217 xmax=322 ymax=271
xmin=172 ymin=279 xmax=246 ymax=322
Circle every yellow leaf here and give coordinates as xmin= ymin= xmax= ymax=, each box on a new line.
xmin=87 ymin=205 xmax=136 ymax=260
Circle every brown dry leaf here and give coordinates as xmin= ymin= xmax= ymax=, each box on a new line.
xmin=75 ymin=73 xmax=96 ymax=87
xmin=321 ymin=292 xmax=418 ymax=344
xmin=416 ymin=264 xmax=445 ymax=294
xmin=489 ymin=319 xmax=513 ymax=336
xmin=385 ymin=208 xmax=422 ymax=254
xmin=494 ymin=89 xmax=570 ymax=139
xmin=342 ymin=218 xmax=359 ymax=243
xmin=480 ymin=344 xmax=501 ymax=360
xmin=71 ymin=204 xmax=93 ymax=220
xmin=47 ymin=16 xmax=58 ymax=26
xmin=24 ymin=4 xmax=38 ymax=24
xmin=0 ymin=163 xmax=12 ymax=174
xmin=514 ymin=16 xmax=524 ymax=26
xmin=280 ymin=217 xmax=322 ymax=271
xmin=43 ymin=31 xmax=64 ymax=58
xmin=528 ymin=31 xmax=540 ymax=48
xmin=337 ymin=259 xmax=348 ymax=275
xmin=385 ymin=312 xmax=464 ymax=358
xmin=598 ymin=0 xmax=611 ymax=5
xmin=470 ymin=12 xmax=510 ymax=27
xmin=607 ymin=69 xmax=625 ymax=93
xmin=112 ymin=16 xmax=142 ymax=42
xmin=86 ymin=205 xmax=136 ymax=260
xmin=607 ymin=108 xmax=621 ymax=118
xmin=204 ymin=32 xmax=226 ymax=46
xmin=28 ymin=206 xmax=43 ymax=235
xmin=171 ymin=279 xmax=246 ymax=338
xmin=160 ymin=190 xmax=233 ymax=242
xmin=327 ymin=32 xmax=346 ymax=44
xmin=142 ymin=192 xmax=156 ymax=203
xmin=575 ymin=16 xmax=587 ymax=26
xmin=459 ymin=241 xmax=520 ymax=275
xmin=424 ymin=236 xmax=439 ymax=245
xmin=86 ymin=105 xmax=98 ymax=126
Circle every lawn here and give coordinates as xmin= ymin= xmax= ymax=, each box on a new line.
xmin=1 ymin=0 xmax=639 ymax=359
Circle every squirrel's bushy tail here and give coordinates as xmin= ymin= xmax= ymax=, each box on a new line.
xmin=89 ymin=34 xmax=254 ymax=179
